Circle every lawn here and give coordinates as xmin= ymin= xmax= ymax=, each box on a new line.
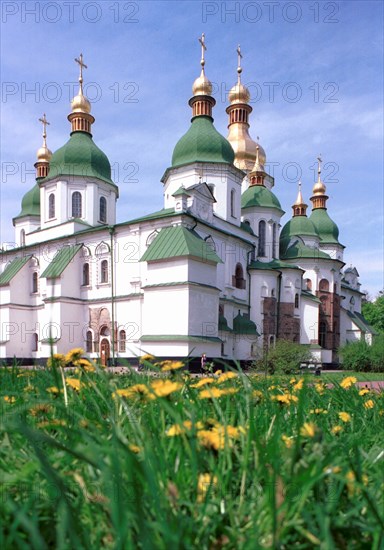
xmin=1 ymin=356 xmax=383 ymax=549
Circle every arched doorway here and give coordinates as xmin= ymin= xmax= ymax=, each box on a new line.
xmin=100 ymin=338 xmax=110 ymax=367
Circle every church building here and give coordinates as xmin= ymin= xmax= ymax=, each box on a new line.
xmin=0 ymin=38 xmax=374 ymax=367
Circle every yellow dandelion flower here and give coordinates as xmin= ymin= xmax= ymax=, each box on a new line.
xmin=166 ymin=424 xmax=185 ymax=437
xmin=315 ymin=382 xmax=325 ymax=395
xmin=128 ymin=444 xmax=141 ymax=453
xmin=197 ymin=429 xmax=225 ymax=451
xmin=160 ymin=360 xmax=184 ymax=372
xmin=362 ymin=474 xmax=369 ymax=486
xmin=75 ymin=358 xmax=96 ymax=372
xmin=64 ymin=348 xmax=85 ymax=363
xmin=150 ymin=379 xmax=182 ymax=398
xmin=331 ymin=425 xmax=343 ymax=435
xmin=139 ymin=354 xmax=155 ymax=364
xmin=47 ymin=353 xmax=66 ymax=368
xmin=46 ymin=386 xmax=61 ymax=395
xmin=252 ymin=389 xmax=263 ymax=400
xmin=216 ymin=371 xmax=237 ymax=384
xmin=359 ymin=388 xmax=370 ymax=396
xmin=198 ymin=387 xmax=225 ymax=399
xmin=220 ymin=387 xmax=239 ymax=396
xmin=29 ymin=404 xmax=52 ymax=417
xmin=115 ymin=384 xmax=151 ymax=399
xmin=190 ymin=377 xmax=215 ymax=388
xmin=282 ymin=434 xmax=294 ymax=448
xmin=197 ymin=473 xmax=217 ymax=503
xmin=215 ymin=370 xmax=223 ymax=376
xmin=65 ymin=378 xmax=83 ymax=391
xmin=292 ymin=378 xmax=304 ymax=392
xmin=271 ymin=394 xmax=298 ymax=405
xmin=364 ymin=399 xmax=374 ymax=409
xmin=338 ymin=412 xmax=351 ymax=423
xmin=340 ymin=376 xmax=357 ymax=389
xmin=300 ymin=422 xmax=317 ymax=438
xmin=3 ymin=396 xmax=16 ymax=404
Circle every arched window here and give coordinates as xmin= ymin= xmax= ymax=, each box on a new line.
xmin=32 ymin=333 xmax=38 ymax=352
xmin=32 ymin=272 xmax=38 ymax=293
xmin=319 ymin=321 xmax=327 ymax=348
xmin=294 ymin=293 xmax=299 ymax=309
xmin=72 ymin=192 xmax=82 ymax=218
xmin=120 ymin=330 xmax=126 ymax=352
xmin=305 ymin=278 xmax=312 ymax=291
xmin=20 ymin=229 xmax=25 ymax=246
xmin=100 ymin=260 xmax=108 ymax=283
xmin=272 ymin=223 xmax=277 ymax=259
xmin=99 ymin=196 xmax=107 ymax=223
xmin=319 ymin=278 xmax=329 ymax=292
xmin=86 ymin=330 xmax=93 ymax=353
xmin=230 ymin=189 xmax=236 ymax=217
xmin=258 ymin=220 xmax=266 ymax=257
xmin=233 ymin=263 xmax=246 ymax=289
xmin=82 ymin=263 xmax=90 ymax=286
xmin=48 ymin=193 xmax=55 ymax=219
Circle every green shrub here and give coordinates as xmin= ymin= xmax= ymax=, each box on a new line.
xmin=254 ymin=339 xmax=311 ymax=374
xmin=339 ymin=335 xmax=384 ymax=372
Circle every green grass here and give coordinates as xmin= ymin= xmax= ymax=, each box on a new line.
xmin=0 ymin=363 xmax=383 ymax=549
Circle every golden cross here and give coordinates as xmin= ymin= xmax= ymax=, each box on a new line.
xmin=198 ymin=33 xmax=206 ymax=68
xmin=75 ymin=53 xmax=87 ymax=83
xmin=317 ymin=154 xmax=322 ymax=175
xmin=236 ymin=44 xmax=243 ymax=82
xmin=38 ymin=113 xmax=50 ymax=142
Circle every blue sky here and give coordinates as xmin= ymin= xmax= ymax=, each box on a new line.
xmin=1 ymin=0 xmax=383 ymax=295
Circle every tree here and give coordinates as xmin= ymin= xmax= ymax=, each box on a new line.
xmin=362 ymin=292 xmax=384 ymax=333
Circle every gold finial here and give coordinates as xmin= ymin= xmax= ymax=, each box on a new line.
xmin=198 ymin=33 xmax=207 ymax=71
xmin=294 ymin=180 xmax=303 ymax=205
xmin=38 ymin=113 xmax=50 ymax=147
xmin=317 ymin=154 xmax=322 ymax=180
xmin=236 ymin=44 xmax=242 ymax=83
xmin=74 ymin=53 xmax=87 ymax=94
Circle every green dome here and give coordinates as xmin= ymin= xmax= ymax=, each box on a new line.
xmin=233 ymin=312 xmax=259 ymax=335
xmin=241 ymin=185 xmax=283 ymax=211
xmin=280 ymin=238 xmax=331 ymax=261
xmin=280 ymin=216 xmax=319 ymax=253
xmin=309 ymin=208 xmax=340 ymax=244
xmin=14 ymin=183 xmax=40 ymax=219
xmin=42 ymin=132 xmax=114 ymax=185
xmin=172 ymin=116 xmax=235 ymax=167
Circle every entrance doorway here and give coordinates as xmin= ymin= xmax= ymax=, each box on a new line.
xmin=100 ymin=338 xmax=110 ymax=367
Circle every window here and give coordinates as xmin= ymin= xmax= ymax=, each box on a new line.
xmin=82 ymin=263 xmax=90 ymax=286
xmin=319 ymin=321 xmax=327 ymax=348
xmin=32 ymin=272 xmax=38 ymax=293
xmin=305 ymin=278 xmax=312 ymax=291
xmin=86 ymin=331 xmax=93 ymax=353
xmin=120 ymin=330 xmax=126 ymax=352
xmin=319 ymin=278 xmax=329 ymax=292
xmin=230 ymin=189 xmax=236 ymax=217
xmin=233 ymin=263 xmax=246 ymax=289
xmin=258 ymin=220 xmax=266 ymax=257
xmin=48 ymin=193 xmax=55 ymax=219
xmin=100 ymin=260 xmax=108 ymax=283
xmin=294 ymin=293 xmax=299 ymax=309
xmin=20 ymin=229 xmax=25 ymax=246
xmin=272 ymin=223 xmax=277 ymax=259
xmin=72 ymin=191 xmax=82 ymax=218
xmin=99 ymin=196 xmax=107 ymax=223
xmin=32 ymin=333 xmax=38 ymax=352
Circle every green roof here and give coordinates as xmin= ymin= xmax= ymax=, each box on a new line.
xmin=280 ymin=239 xmax=331 ymax=261
xmin=240 ymin=221 xmax=255 ymax=235
xmin=249 ymin=259 xmax=302 ymax=271
xmin=172 ymin=116 xmax=235 ymax=167
xmin=233 ymin=312 xmax=259 ymax=335
xmin=309 ymin=208 xmax=340 ymax=244
xmin=301 ymin=289 xmax=321 ymax=303
xmin=172 ymin=187 xmax=191 ymax=197
xmin=13 ymin=183 xmax=40 ymax=221
xmin=41 ymin=244 xmax=82 ymax=279
xmin=42 ymin=132 xmax=116 ymax=188
xmin=140 ymin=226 xmax=222 ymax=264
xmin=280 ymin=216 xmax=319 ymax=247
xmin=0 ymin=255 xmax=31 ymax=286
xmin=219 ymin=314 xmax=232 ymax=332
xmin=241 ymin=185 xmax=283 ymax=211
xmin=127 ymin=208 xmax=176 ymax=225
xmin=346 ymin=310 xmax=376 ymax=334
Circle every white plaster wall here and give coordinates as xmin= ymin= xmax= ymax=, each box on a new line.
xmin=142 ymin=287 xmax=189 ymax=335
xmin=189 ymin=287 xmax=219 ymax=336
xmin=301 ymin=299 xmax=319 ymax=344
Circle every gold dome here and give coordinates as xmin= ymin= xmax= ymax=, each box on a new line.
xmin=228 ymin=82 xmax=250 ymax=104
xmin=312 ymin=179 xmax=326 ymax=195
xmin=192 ymin=69 xmax=213 ymax=96
xmin=227 ymin=127 xmax=266 ymax=172
xmin=71 ymin=91 xmax=91 ymax=114
xmin=36 ymin=144 xmax=52 ymax=162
